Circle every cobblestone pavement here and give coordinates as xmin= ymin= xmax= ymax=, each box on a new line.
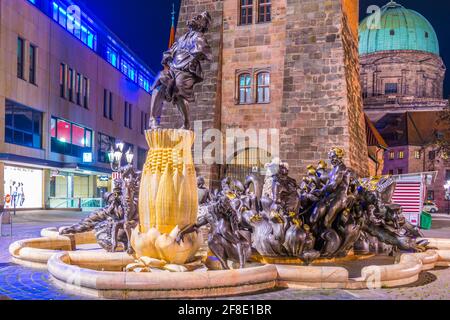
xmin=0 ymin=211 xmax=449 ymax=300
xmin=0 ymin=211 xmax=90 ymax=300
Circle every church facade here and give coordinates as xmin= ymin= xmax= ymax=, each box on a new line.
xmin=359 ymin=1 xmax=449 ymax=210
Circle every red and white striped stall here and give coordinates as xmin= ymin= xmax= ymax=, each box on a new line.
xmin=391 ymin=172 xmax=437 ymax=226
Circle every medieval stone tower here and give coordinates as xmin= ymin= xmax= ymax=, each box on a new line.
xmin=161 ymin=0 xmax=369 ymax=186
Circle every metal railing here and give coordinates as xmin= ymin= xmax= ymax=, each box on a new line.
xmin=47 ymin=197 xmax=103 ymax=210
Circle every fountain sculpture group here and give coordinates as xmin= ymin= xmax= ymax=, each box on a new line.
xmin=8 ymin=11 xmax=450 ymax=299
xmin=60 ymin=11 xmax=427 ymax=271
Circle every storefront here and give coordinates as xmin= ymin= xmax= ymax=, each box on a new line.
xmin=47 ymin=169 xmax=112 ymax=210
xmin=3 ymin=165 xmax=44 ymax=209
xmin=0 ymin=161 xmax=112 ymax=211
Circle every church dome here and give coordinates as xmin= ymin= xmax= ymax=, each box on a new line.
xmin=359 ymin=1 xmax=440 ymax=56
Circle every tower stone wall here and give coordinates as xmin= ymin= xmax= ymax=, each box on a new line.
xmin=164 ymin=0 xmax=369 ymax=184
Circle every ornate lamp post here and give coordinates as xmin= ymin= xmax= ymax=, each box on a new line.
xmin=108 ymin=142 xmax=134 ymax=181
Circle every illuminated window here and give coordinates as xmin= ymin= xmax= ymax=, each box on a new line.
xmin=398 ymin=151 xmax=404 ymax=159
xmin=138 ymin=74 xmax=151 ymax=92
xmin=106 ymin=47 xmax=119 ymax=68
xmin=258 ymin=0 xmax=271 ymax=23
xmin=389 ymin=151 xmax=395 ymax=160
xmin=256 ymin=72 xmax=270 ymax=103
xmin=240 ymin=0 xmax=253 ymax=25
xmin=51 ymin=116 xmax=93 ymax=158
xmin=5 ymin=99 xmax=42 ymax=149
xmin=72 ymin=125 xmax=86 ymax=147
xmin=238 ymin=73 xmax=252 ymax=104
xmin=52 ymin=1 xmax=97 ymax=51
xmin=121 ymin=59 xmax=137 ymax=82
xmin=56 ymin=119 xmax=71 ymax=143
xmin=414 ymin=150 xmax=421 ymax=159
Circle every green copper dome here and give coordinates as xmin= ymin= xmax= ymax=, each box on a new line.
xmin=359 ymin=1 xmax=440 ymax=56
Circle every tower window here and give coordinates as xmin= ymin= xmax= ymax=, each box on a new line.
xmin=390 ymin=29 xmax=395 ymax=36
xmin=256 ymin=72 xmax=270 ymax=103
xmin=238 ymin=73 xmax=252 ymax=104
xmin=425 ymin=32 xmax=429 ymax=38
xmin=239 ymin=0 xmax=253 ymax=25
xmin=258 ymin=0 xmax=271 ymax=23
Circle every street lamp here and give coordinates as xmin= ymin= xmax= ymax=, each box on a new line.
xmin=108 ymin=142 xmax=134 ymax=173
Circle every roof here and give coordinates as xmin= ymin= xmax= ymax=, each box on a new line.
xmin=365 ymin=114 xmax=388 ymax=149
xmin=359 ymin=1 xmax=440 ymax=56
xmin=374 ymin=111 xmax=448 ymax=147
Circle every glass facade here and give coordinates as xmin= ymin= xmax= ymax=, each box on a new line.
xmin=5 ymin=100 xmax=43 ymax=149
xmin=50 ymin=117 xmax=92 ymax=158
xmin=52 ymin=1 xmax=97 ymax=50
xmin=27 ymin=0 xmax=154 ymax=93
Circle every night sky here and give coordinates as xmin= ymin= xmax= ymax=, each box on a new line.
xmin=81 ymin=0 xmax=449 ymax=98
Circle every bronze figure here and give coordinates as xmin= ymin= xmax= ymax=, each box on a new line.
xmin=149 ymin=11 xmax=212 ymax=130
xmin=60 ymin=166 xmax=141 ymax=254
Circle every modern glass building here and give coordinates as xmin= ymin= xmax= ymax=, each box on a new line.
xmin=0 ymin=0 xmax=155 ymax=211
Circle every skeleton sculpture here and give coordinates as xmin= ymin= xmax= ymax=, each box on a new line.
xmin=60 ymin=166 xmax=140 ymax=254
xmin=149 ymin=11 xmax=212 ymax=130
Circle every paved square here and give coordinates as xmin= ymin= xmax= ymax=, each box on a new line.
xmin=1 ymin=211 xmax=449 ymax=300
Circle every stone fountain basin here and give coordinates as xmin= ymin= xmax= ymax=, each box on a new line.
xmin=9 ymin=230 xmax=450 ymax=299
xmin=46 ymin=247 xmax=450 ymax=299
xmin=48 ymin=251 xmax=278 ymax=299
xmin=9 ymin=227 xmax=97 ymax=269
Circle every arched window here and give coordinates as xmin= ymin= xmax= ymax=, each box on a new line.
xmin=256 ymin=72 xmax=270 ymax=103
xmin=238 ymin=73 xmax=252 ymax=104
xmin=240 ymin=0 xmax=253 ymax=25
xmin=258 ymin=0 xmax=271 ymax=23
